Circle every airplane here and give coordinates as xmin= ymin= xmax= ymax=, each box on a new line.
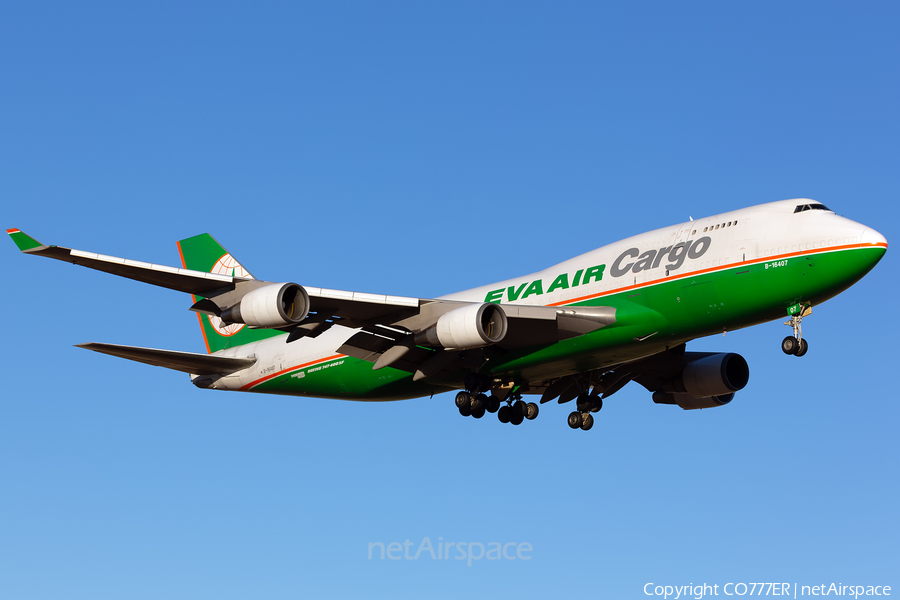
xmin=7 ymin=198 xmax=887 ymax=431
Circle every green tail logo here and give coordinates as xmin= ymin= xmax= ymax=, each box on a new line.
xmin=176 ymin=233 xmax=282 ymax=353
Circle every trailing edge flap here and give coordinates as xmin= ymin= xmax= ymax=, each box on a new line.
xmin=76 ymin=343 xmax=257 ymax=375
xmin=501 ymin=305 xmax=617 ymax=348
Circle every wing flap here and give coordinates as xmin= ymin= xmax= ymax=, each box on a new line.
xmin=76 ymin=343 xmax=256 ymax=375
xmin=305 ymin=287 xmax=423 ymax=327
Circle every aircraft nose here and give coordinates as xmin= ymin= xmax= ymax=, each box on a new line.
xmin=859 ymin=227 xmax=888 ymax=265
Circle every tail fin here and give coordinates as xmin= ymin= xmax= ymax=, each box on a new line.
xmin=176 ymin=234 xmax=281 ymax=353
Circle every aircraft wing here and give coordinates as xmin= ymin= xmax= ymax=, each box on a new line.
xmin=8 ymin=228 xmax=427 ymax=322
xmin=7 ymin=228 xmax=240 ymax=295
xmin=9 ymin=228 xmax=617 ymax=381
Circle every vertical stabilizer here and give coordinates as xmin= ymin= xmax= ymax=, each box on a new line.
xmin=176 ymin=234 xmax=281 ymax=353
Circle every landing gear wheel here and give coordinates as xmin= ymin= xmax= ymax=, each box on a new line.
xmin=567 ymin=411 xmax=582 ymax=429
xmin=486 ymin=395 xmax=501 ymax=413
xmin=781 ymin=336 xmax=799 ymax=355
xmin=581 ymin=413 xmax=594 ymax=431
xmin=590 ymin=397 xmax=603 ymax=413
xmin=471 ymin=393 xmax=487 ymax=412
xmin=512 ymin=400 xmax=527 ymax=420
xmin=576 ymin=393 xmax=592 ymax=413
xmin=497 ymin=405 xmax=511 ymax=424
xmin=525 ymin=402 xmax=539 ymax=420
xmin=455 ymin=391 xmax=471 ymax=409
xmin=458 ymin=403 xmax=472 ymax=417
xmin=795 ymin=338 xmax=809 ymax=357
xmin=510 ymin=410 xmax=524 ymax=426
xmin=472 ymin=406 xmax=485 ymax=419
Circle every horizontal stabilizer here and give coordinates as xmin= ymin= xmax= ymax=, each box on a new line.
xmin=76 ymin=343 xmax=256 ymax=375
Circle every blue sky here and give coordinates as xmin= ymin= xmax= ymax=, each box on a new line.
xmin=2 ymin=2 xmax=898 ymax=598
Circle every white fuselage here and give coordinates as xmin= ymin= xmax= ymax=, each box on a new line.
xmin=207 ymin=199 xmax=885 ymax=394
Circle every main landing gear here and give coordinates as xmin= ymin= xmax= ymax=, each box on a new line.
xmin=497 ymin=395 xmax=539 ymax=425
xmin=567 ymin=393 xmax=603 ymax=431
xmin=454 ymin=391 xmax=538 ymax=426
xmin=782 ymin=303 xmax=812 ymax=357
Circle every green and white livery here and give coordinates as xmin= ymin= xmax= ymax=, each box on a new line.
xmin=7 ymin=198 xmax=888 ymax=431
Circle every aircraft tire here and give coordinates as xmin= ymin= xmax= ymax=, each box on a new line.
xmin=510 ymin=411 xmax=524 ymax=426
xmin=581 ymin=413 xmax=594 ymax=431
xmin=459 ymin=403 xmax=472 ymax=417
xmin=455 ymin=391 xmax=471 ymax=409
xmin=513 ymin=400 xmax=527 ymax=419
xmin=486 ymin=395 xmax=501 ymax=413
xmin=795 ymin=338 xmax=809 ymax=357
xmin=471 ymin=393 xmax=487 ymax=412
xmin=781 ymin=336 xmax=799 ymax=355
xmin=567 ymin=411 xmax=582 ymax=429
xmin=525 ymin=402 xmax=539 ymax=420
xmin=590 ymin=397 xmax=603 ymax=413
xmin=472 ymin=406 xmax=485 ymax=419
xmin=498 ymin=405 xmax=511 ymax=423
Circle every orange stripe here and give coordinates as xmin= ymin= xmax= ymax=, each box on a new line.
xmin=6 ymin=228 xmax=20 ymax=234
xmin=241 ymin=354 xmax=346 ymax=390
xmin=547 ymin=242 xmax=888 ymax=308
xmin=175 ymin=240 xmax=188 ymax=269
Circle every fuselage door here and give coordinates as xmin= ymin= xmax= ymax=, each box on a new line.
xmin=674 ymin=221 xmax=695 ymax=244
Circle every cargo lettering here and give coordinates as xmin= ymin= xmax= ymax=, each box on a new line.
xmin=610 ymin=236 xmax=711 ymax=278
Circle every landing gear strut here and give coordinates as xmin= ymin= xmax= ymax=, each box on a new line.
xmin=782 ymin=303 xmax=811 ymax=357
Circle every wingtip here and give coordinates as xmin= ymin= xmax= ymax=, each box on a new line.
xmin=7 ymin=228 xmax=44 ymax=251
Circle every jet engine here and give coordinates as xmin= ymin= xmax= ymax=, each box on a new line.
xmin=679 ymin=353 xmax=749 ymax=397
xmin=651 ymin=353 xmax=749 ymax=410
xmin=414 ymin=303 xmax=508 ymax=350
xmin=219 ymin=283 xmax=310 ymax=328
xmin=652 ymin=391 xmax=735 ymax=410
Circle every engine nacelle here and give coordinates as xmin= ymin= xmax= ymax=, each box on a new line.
xmin=678 ymin=352 xmax=750 ymax=398
xmin=653 ymin=391 xmax=735 ymax=410
xmin=414 ymin=303 xmax=508 ymax=349
xmin=220 ymin=283 xmax=310 ymax=328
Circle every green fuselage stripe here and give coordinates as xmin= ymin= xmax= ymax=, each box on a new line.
xmin=246 ymin=244 xmax=885 ymax=400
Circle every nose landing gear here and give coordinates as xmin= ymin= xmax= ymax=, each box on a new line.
xmin=782 ymin=303 xmax=811 ymax=357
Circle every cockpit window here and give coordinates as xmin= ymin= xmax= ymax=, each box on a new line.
xmin=794 ymin=203 xmax=832 ymax=213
